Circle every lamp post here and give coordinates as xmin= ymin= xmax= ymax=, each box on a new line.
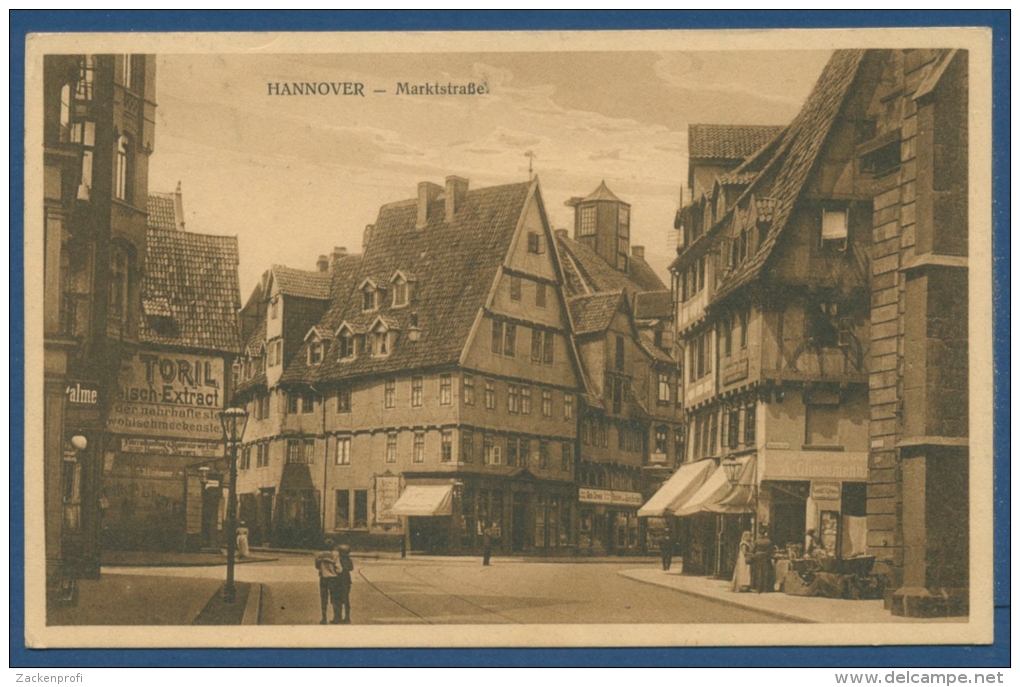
xmin=722 ymin=456 xmax=759 ymax=541
xmin=451 ymin=480 xmax=465 ymax=555
xmin=219 ymin=407 xmax=249 ymax=603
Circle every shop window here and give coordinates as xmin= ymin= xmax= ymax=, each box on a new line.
xmin=336 ymin=385 xmax=351 ymax=413
xmin=384 ymin=378 xmax=396 ymax=408
xmin=510 ymin=275 xmax=522 ymax=301
xmin=413 ymin=432 xmax=425 ymax=463
xmin=335 ymin=436 xmax=351 ymax=465
xmin=441 ymin=430 xmax=453 ymax=463
xmin=439 ymin=374 xmax=452 ymax=405
xmin=353 ymin=490 xmax=368 ymax=528
xmin=484 ymin=379 xmax=496 ymax=410
xmin=410 ymin=376 xmax=423 ymax=407
xmin=841 ymin=482 xmax=867 ymax=517
xmin=386 ymin=432 xmax=397 ymax=463
xmin=335 ymin=490 xmax=351 ymax=529
xmin=805 ymin=403 xmax=840 ymax=448
xmin=520 ymin=386 xmax=532 ymax=415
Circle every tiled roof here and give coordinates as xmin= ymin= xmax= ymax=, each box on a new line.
xmin=554 ymin=234 xmax=667 ymax=297
xmin=634 ymin=290 xmax=673 ymax=320
xmin=568 ymin=292 xmax=623 ymax=336
xmin=688 ymin=124 xmax=785 ymax=160
xmin=638 ymin=330 xmax=674 ymax=364
xmin=713 ymin=50 xmax=866 ymax=302
xmin=146 ymin=193 xmax=178 ymax=232
xmin=140 ymin=227 xmax=242 ymax=353
xmin=716 ymin=171 xmax=758 ymax=187
xmin=272 ymin=265 xmax=332 ymax=300
xmin=581 ymin=180 xmax=625 ymax=204
xmin=280 ymin=181 xmax=533 ymax=384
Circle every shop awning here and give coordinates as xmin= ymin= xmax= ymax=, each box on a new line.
xmin=388 ymin=485 xmax=454 ymax=517
xmin=673 ymin=456 xmax=755 ymax=517
xmin=637 ymin=459 xmax=715 ymax=518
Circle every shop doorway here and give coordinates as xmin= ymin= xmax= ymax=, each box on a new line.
xmin=408 ymin=516 xmax=449 ymax=554
xmin=511 ymin=494 xmax=529 ymax=552
xmin=769 ymin=481 xmax=809 ymax=548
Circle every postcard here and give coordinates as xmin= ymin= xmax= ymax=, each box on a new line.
xmin=23 ymin=27 xmax=993 ymax=648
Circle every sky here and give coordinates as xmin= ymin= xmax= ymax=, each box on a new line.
xmin=148 ymin=50 xmax=832 ymax=297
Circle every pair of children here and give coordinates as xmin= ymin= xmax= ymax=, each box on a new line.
xmin=315 ymin=540 xmax=354 ymax=624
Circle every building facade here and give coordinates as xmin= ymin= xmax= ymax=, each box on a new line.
xmin=233 ymin=177 xmax=584 ymax=554
xmin=43 ymin=54 xmax=156 ymax=594
xmin=557 ymin=182 xmax=683 ymax=555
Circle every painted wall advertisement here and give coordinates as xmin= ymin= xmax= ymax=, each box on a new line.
xmin=107 ymin=352 xmax=225 ymax=441
xmin=374 ymin=474 xmax=401 ymax=525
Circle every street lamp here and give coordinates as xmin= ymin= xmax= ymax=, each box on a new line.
xmin=722 ymin=456 xmax=759 ymax=541
xmin=219 ymin=406 xmax=249 ymax=603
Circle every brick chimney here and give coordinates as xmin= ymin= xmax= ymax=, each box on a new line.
xmin=316 ymin=255 xmax=329 ymax=272
xmin=416 ymin=182 xmax=443 ymax=229
xmin=631 ymin=245 xmax=645 ymax=259
xmin=444 ymin=176 xmax=469 ymax=223
xmin=173 ymin=180 xmax=186 ymax=231
xmin=363 ymin=224 xmax=375 ymax=249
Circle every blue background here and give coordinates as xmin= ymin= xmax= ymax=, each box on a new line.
xmin=9 ymin=10 xmax=1010 ymax=668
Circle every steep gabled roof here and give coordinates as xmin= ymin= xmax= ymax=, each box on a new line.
xmin=281 ymin=180 xmax=534 ymax=384
xmin=712 ymin=50 xmax=866 ymax=302
xmin=146 ymin=193 xmax=178 ymax=232
xmin=140 ymin=227 xmax=242 ymax=353
xmin=554 ymin=233 xmax=667 ymax=297
xmin=634 ymin=290 xmax=673 ymax=321
xmin=568 ymin=291 xmax=624 ymax=336
xmin=272 ymin=265 xmax=332 ymax=300
xmin=688 ymin=124 xmax=786 ymax=160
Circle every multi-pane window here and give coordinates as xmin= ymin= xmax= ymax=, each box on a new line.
xmin=461 ymin=430 xmax=474 ymax=464
xmin=674 ymin=429 xmax=685 ymax=461
xmin=483 ymin=435 xmax=494 ymax=465
xmin=413 ymin=432 xmax=426 ymax=463
xmin=543 ymin=331 xmax=554 ymax=364
xmin=506 ymin=437 xmax=518 ymax=467
xmin=463 ymin=374 xmax=475 ymax=405
xmin=287 ymin=392 xmax=299 ymax=414
xmin=507 ymin=384 xmax=520 ymax=414
xmin=612 ymin=377 xmax=624 ymax=415
xmin=519 ymin=437 xmax=530 ymax=467
xmin=353 ymin=490 xmax=368 ymax=529
xmin=561 ymin=441 xmax=573 ymax=472
xmin=520 ymin=386 xmax=532 ymax=415
xmin=373 ymin=330 xmax=389 ymax=356
xmin=301 ymin=392 xmax=315 ymax=414
xmin=386 ymin=432 xmax=397 ymax=463
xmin=531 ymin=328 xmax=543 ymax=363
xmin=503 ymin=324 xmax=516 ymax=357
xmin=484 ymin=379 xmax=496 ymax=410
xmin=491 ymin=320 xmax=504 ymax=355
xmin=441 ymin=430 xmax=453 ymax=463
xmin=527 ymin=231 xmax=543 ymax=253
xmin=564 ymin=393 xmax=575 ymax=420
xmin=239 ymin=446 xmax=251 ymax=470
xmin=392 ymin=279 xmax=408 ymax=307
xmin=439 ymin=374 xmax=452 ymax=405
xmin=384 ymin=378 xmax=396 ymax=409
xmin=579 ymin=206 xmax=596 ymax=236
xmin=411 ymin=376 xmax=423 ymax=408
xmin=542 ymin=389 xmax=553 ymax=417
xmin=615 ymin=335 xmax=625 ymax=371
xmin=287 ymin=438 xmax=314 ymax=464
xmin=727 ymin=409 xmax=740 ymax=449
xmin=744 ymin=405 xmax=757 ymax=446
xmin=658 ymin=374 xmax=671 ymax=404
xmin=338 ymin=333 xmax=355 ymax=360
xmin=536 ymin=282 xmax=547 ymax=308
xmin=510 ymin=275 xmax=522 ymax=301
xmin=256 ymin=443 xmax=269 ymax=468
xmin=270 ymin=298 xmax=279 ymax=320
xmin=309 ymin=341 xmax=324 ymax=365
xmin=337 ymin=385 xmax=351 ymax=413
xmin=538 ymin=440 xmax=549 ymax=469
xmin=656 ymin=426 xmax=669 ymax=454
xmin=335 ymin=490 xmax=351 ymax=529
xmin=362 ymin=289 xmax=377 ymax=311
xmin=335 ymin=436 xmax=351 ymax=465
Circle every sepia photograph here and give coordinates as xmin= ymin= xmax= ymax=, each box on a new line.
xmin=23 ymin=26 xmax=995 ymax=650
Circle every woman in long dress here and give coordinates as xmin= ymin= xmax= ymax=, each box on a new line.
xmin=236 ymin=522 xmax=250 ymax=558
xmin=731 ymin=530 xmax=753 ymax=592
xmin=751 ymin=526 xmax=776 ymax=593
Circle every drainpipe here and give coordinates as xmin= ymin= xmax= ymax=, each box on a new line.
xmin=311 ymin=384 xmax=328 ymax=538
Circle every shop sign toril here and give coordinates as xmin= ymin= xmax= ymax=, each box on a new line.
xmin=810 ymin=481 xmax=842 ymax=501
xmin=106 ymin=352 xmax=225 ymax=441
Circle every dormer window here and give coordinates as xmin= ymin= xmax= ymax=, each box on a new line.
xmin=362 ymin=289 xmax=377 ymax=312
xmin=392 ymin=278 xmax=408 ymax=308
xmin=370 ymin=322 xmax=391 ymax=357
xmin=308 ymin=341 xmax=324 ymax=365
xmin=338 ymin=331 xmax=355 ymax=360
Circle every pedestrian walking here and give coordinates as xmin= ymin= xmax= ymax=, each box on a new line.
xmin=482 ymin=524 xmax=494 ymax=566
xmin=660 ymin=535 xmax=674 ymax=571
xmin=314 ymin=538 xmax=342 ymax=624
xmin=236 ymin=522 xmax=250 ymax=559
xmin=337 ymin=544 xmax=354 ymax=624
xmin=731 ymin=530 xmax=753 ymax=592
xmin=750 ymin=525 xmax=776 ymax=594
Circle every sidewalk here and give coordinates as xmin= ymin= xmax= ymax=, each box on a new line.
xmin=48 ymin=572 xmax=223 ymax=625
xmin=618 ymin=568 xmax=965 ymax=624
xmin=102 ymin=550 xmax=278 ymax=567
xmin=251 ymin=545 xmax=659 ymax=565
